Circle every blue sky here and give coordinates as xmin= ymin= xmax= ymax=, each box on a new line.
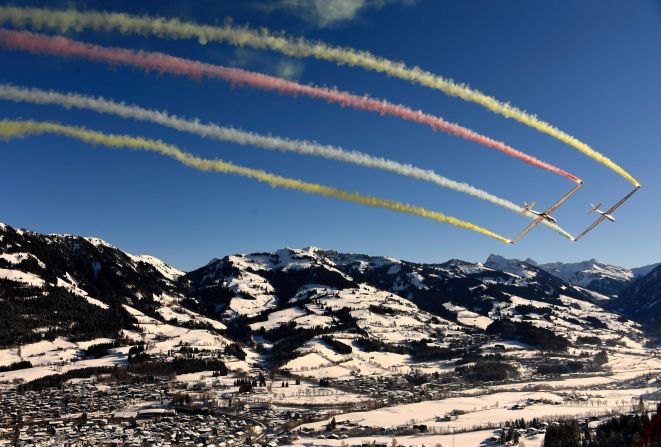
xmin=1 ymin=0 xmax=660 ymax=271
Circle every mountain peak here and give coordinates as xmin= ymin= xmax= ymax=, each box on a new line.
xmin=537 ymin=259 xmax=634 ymax=296
xmin=484 ymin=254 xmax=538 ymax=279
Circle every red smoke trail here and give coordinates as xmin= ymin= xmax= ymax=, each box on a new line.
xmin=0 ymin=29 xmax=581 ymax=183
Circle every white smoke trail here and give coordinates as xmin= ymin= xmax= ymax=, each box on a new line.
xmin=0 ymin=84 xmax=571 ymax=238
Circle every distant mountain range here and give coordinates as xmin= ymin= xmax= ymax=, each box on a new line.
xmin=484 ymin=254 xmax=661 ymax=330
xmin=1 ymin=221 xmax=659 ymax=378
xmin=486 ymin=254 xmax=658 ymax=297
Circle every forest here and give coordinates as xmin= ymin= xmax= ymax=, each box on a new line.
xmin=543 ymin=403 xmax=661 ymax=447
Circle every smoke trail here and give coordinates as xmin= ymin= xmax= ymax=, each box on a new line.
xmin=0 ymin=29 xmax=580 ymax=183
xmin=0 ymin=119 xmax=512 ymax=243
xmin=0 ymin=84 xmax=572 ymax=239
xmin=0 ymin=6 xmax=637 ymax=186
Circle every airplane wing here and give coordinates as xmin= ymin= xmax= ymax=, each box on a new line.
xmin=511 ymin=214 xmax=546 ymax=243
xmin=544 ymin=198 xmax=566 ymax=215
xmin=574 ymin=186 xmax=639 ymax=241
xmin=573 ymin=214 xmax=608 ymax=241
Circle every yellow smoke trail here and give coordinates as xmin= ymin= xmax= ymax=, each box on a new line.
xmin=0 ymin=120 xmax=512 ymax=244
xmin=0 ymin=6 xmax=639 ymax=186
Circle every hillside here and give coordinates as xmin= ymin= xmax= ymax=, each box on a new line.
xmin=611 ymin=264 xmax=661 ymax=331
xmin=1 ymin=222 xmax=659 ymax=386
xmin=536 ymin=258 xmax=658 ymax=297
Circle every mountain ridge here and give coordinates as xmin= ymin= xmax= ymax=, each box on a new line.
xmin=486 ymin=253 xmax=659 ymax=298
xmin=1 ymin=221 xmax=659 ymax=385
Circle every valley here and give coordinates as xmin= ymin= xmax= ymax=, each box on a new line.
xmin=1 ymin=222 xmax=659 ymax=446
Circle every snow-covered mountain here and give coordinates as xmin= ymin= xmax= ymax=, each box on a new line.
xmin=0 ymin=222 xmax=190 ymax=345
xmin=184 ymin=246 xmax=651 ymax=378
xmin=0 ymin=222 xmax=243 ymax=369
xmin=484 ymin=254 xmax=659 ymax=298
xmin=484 ymin=255 xmax=661 ymax=329
xmin=631 ymin=263 xmax=661 ymax=278
xmin=538 ymin=259 xmax=631 ymax=296
xmin=1 ymin=221 xmax=659 ymax=384
xmin=612 ymin=264 xmax=661 ymax=331
xmin=484 ymin=254 xmax=539 ymax=279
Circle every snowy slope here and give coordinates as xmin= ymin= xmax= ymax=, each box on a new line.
xmin=483 ymin=254 xmax=658 ymax=298
xmin=539 ymin=259 xmax=633 ymax=294
xmin=183 ymin=246 xmax=654 ymax=380
xmin=612 ymin=264 xmax=661 ymax=330
xmin=1 ymin=222 xmax=658 ymax=383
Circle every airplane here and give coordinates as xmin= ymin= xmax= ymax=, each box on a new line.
xmin=511 ymin=183 xmax=583 ymax=244
xmin=589 ymin=203 xmax=615 ymax=222
xmin=574 ymin=185 xmax=639 ymax=242
xmin=522 ymin=201 xmax=558 ymax=224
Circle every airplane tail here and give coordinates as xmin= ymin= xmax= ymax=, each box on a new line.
xmin=588 ymin=202 xmax=602 ymax=215
xmin=522 ymin=201 xmax=536 ymax=215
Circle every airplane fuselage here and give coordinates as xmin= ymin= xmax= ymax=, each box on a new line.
xmin=597 ymin=211 xmax=616 ymax=222
xmin=590 ymin=203 xmax=615 ymax=223
xmin=529 ymin=210 xmax=557 ymax=223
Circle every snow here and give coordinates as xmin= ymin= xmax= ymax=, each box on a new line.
xmin=408 ymin=271 xmax=428 ymax=289
xmin=76 ymin=338 xmax=115 ymax=350
xmin=249 ymin=307 xmax=308 ymax=331
xmin=229 ymin=294 xmax=276 ymax=317
xmin=539 ymin=259 xmax=633 ymax=286
xmin=128 ymin=253 xmax=183 ymax=281
xmin=485 ymin=254 xmax=538 ymax=278
xmin=0 ymin=336 xmax=120 ymax=379
xmin=355 ymin=349 xmax=409 ymax=369
xmin=444 ymin=302 xmax=493 ymax=330
xmin=509 ymin=296 xmax=553 ymax=308
xmin=294 ymin=429 xmax=533 ymax=447
xmin=273 ymin=248 xmax=315 ymax=271
xmin=244 ymin=248 xmax=352 ymax=279
xmin=286 ymin=352 xmax=333 ymax=371
xmin=454 ymin=261 xmax=488 ymax=275
xmin=300 ymin=391 xmax=562 ymax=430
xmin=0 ymin=252 xmax=46 ymax=268
xmin=575 ymin=286 xmax=611 ymax=301
xmin=84 ymin=236 xmax=117 ymax=249
xmin=0 ymin=347 xmax=22 ymax=367
xmin=224 ymin=269 xmax=277 ymax=317
xmin=0 ymin=268 xmax=44 ymax=287
xmin=298 ymin=387 xmax=653 ymax=446
xmin=156 ymin=305 xmax=227 ymax=331
xmin=0 ymin=353 xmax=126 ymax=384
xmin=295 ymin=314 xmax=334 ymax=328
xmin=56 ymin=274 xmax=109 ymax=309
xmin=121 ymin=305 xmax=243 ymax=364
xmin=283 ymin=335 xmax=416 ymax=379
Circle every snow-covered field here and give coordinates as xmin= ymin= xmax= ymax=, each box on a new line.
xmin=293 ymin=387 xmax=657 ymax=447
xmin=293 ymin=429 xmax=543 ymax=447
xmin=176 ymin=371 xmax=369 ymax=406
xmin=299 ymin=388 xmax=651 ymax=431
xmin=0 ymin=352 xmax=126 ymax=384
